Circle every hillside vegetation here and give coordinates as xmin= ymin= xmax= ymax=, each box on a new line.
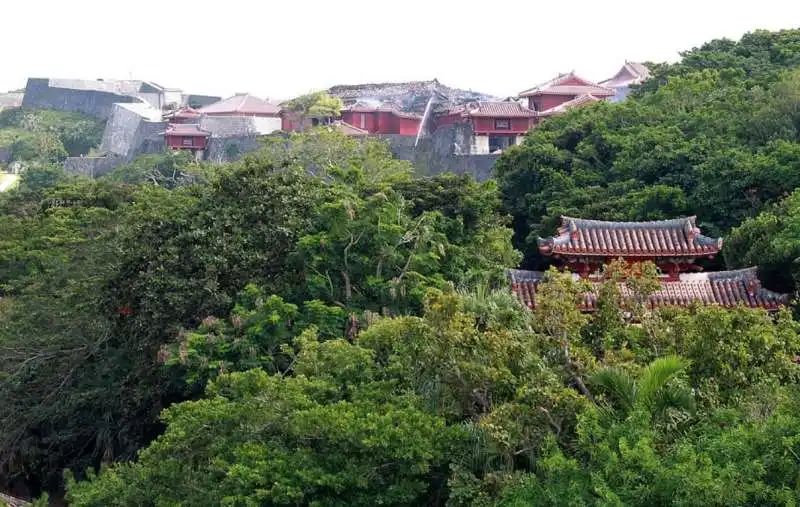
xmin=0 ymin=109 xmax=104 ymax=164
xmin=0 ymin=29 xmax=799 ymax=506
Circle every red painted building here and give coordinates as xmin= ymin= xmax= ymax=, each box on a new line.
xmin=164 ymin=123 xmax=210 ymax=152
xmin=340 ymin=106 xmax=422 ymax=135
xmin=518 ymin=72 xmax=615 ymax=115
xmin=510 ymin=216 xmax=788 ymax=312
xmin=436 ymin=101 xmax=537 ymax=153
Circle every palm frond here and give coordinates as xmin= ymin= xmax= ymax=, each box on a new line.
xmin=588 ymin=368 xmax=636 ymax=414
xmin=637 ymin=355 xmax=689 ymax=408
xmin=649 ymin=386 xmax=696 ymax=417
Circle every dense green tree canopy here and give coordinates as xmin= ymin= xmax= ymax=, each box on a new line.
xmin=496 ymin=29 xmax=800 ymax=270
xmin=2 ymin=28 xmax=800 ymax=507
xmin=0 ymin=109 xmax=104 ymax=162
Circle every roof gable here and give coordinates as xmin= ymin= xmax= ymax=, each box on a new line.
xmin=600 ymin=61 xmax=651 ymax=88
xmin=538 ymin=216 xmax=723 ymax=258
xmin=198 ymin=93 xmax=282 ymax=116
xmin=519 ymin=72 xmax=615 ymax=97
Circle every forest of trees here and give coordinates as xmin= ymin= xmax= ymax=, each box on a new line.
xmin=0 ymin=28 xmax=799 ymax=506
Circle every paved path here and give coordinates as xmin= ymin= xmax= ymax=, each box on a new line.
xmin=0 ymin=173 xmax=19 ymax=192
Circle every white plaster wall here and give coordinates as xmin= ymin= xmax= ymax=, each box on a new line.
xmin=164 ymin=90 xmax=183 ymax=107
xmin=252 ymin=116 xmax=282 ymax=134
xmin=471 ymin=134 xmax=489 ymax=154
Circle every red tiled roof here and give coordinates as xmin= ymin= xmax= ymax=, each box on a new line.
xmin=538 ymin=216 xmax=723 ymax=258
xmin=198 ymin=93 xmax=282 ymax=116
xmin=538 ymin=93 xmax=601 ymax=116
xmin=165 ymin=123 xmax=210 ymax=137
xmin=450 ymin=101 xmax=537 ymax=118
xmin=519 ymin=72 xmax=615 ymax=98
xmin=509 ymin=268 xmax=789 ymax=312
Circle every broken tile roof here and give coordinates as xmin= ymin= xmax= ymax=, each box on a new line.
xmin=198 ymin=93 xmax=282 ymax=116
xmin=327 ymin=79 xmax=497 ymax=115
xmin=538 ymin=216 xmax=723 ymax=258
xmin=164 ymin=123 xmax=211 ymax=136
xmin=600 ymin=61 xmax=651 ymax=88
xmin=519 ymin=72 xmax=615 ymax=98
xmin=163 ymin=106 xmax=201 ymax=121
xmin=449 ymin=101 xmax=538 ymax=118
xmin=508 ymin=267 xmax=789 ymax=312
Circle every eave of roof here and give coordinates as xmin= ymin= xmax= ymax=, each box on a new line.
xmin=451 ymin=101 xmax=538 ymax=118
xmin=164 ymin=124 xmax=211 ymax=137
xmin=508 ymin=268 xmax=789 ymax=312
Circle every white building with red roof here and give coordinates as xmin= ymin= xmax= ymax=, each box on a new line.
xmin=198 ymin=93 xmax=283 ymax=134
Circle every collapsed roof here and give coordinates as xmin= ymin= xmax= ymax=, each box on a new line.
xmin=327 ymin=79 xmax=497 ymax=114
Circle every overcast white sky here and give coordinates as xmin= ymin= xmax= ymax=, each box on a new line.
xmin=2 ymin=1 xmax=799 ymax=100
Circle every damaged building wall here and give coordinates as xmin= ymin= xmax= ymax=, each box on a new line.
xmin=380 ymin=123 xmax=499 ymax=182
xmin=328 ymin=79 xmax=497 ymax=114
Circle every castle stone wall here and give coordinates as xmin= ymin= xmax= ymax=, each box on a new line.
xmin=22 ymin=78 xmax=139 ymax=119
xmin=205 ymin=135 xmax=260 ymax=163
xmin=100 ymin=103 xmax=166 ymax=160
xmin=63 ymin=155 xmax=122 ymax=177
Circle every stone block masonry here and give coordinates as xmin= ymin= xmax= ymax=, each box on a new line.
xmin=22 ymin=78 xmax=139 ymax=120
xmin=63 ymin=155 xmax=122 ymax=177
xmin=100 ymin=103 xmax=166 ymax=160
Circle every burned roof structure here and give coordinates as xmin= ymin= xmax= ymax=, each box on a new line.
xmin=327 ymin=78 xmax=497 ymax=115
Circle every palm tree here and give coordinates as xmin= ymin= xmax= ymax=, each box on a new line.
xmin=589 ymin=356 xmax=696 ymax=423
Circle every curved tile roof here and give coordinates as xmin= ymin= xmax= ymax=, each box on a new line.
xmin=508 ymin=268 xmax=788 ymax=312
xmin=519 ymin=72 xmax=615 ymax=98
xmin=538 ymin=216 xmax=723 ymax=258
xmin=448 ymin=101 xmax=537 ymax=118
